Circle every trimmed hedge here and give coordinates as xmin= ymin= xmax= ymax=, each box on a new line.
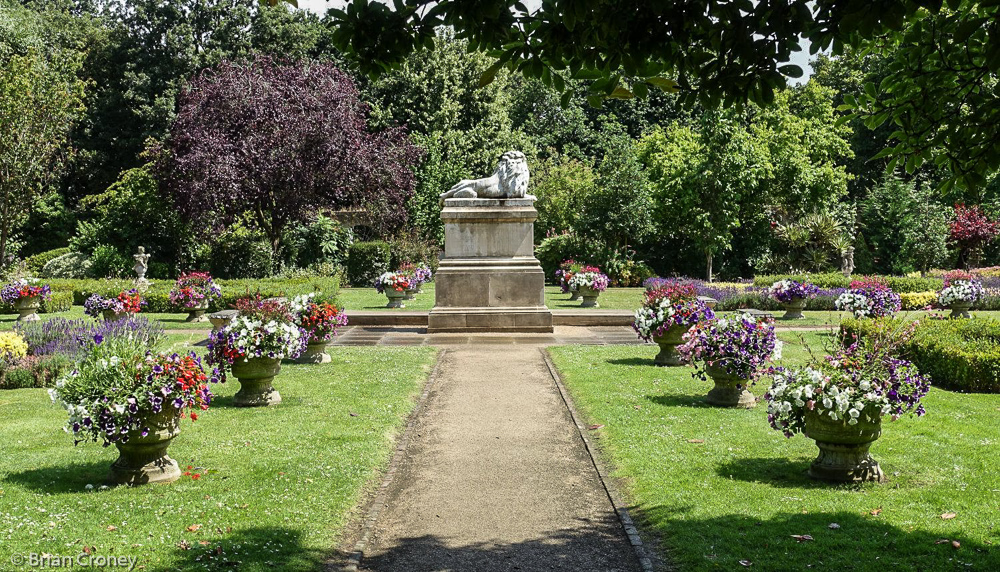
xmin=40 ymin=276 xmax=340 ymax=313
xmin=841 ymin=317 xmax=1000 ymax=393
xmin=0 ymin=290 xmax=73 ymax=315
xmin=347 ymin=241 xmax=390 ymax=287
xmin=26 ymin=247 xmax=70 ymax=273
xmin=753 ymin=273 xmax=943 ymax=294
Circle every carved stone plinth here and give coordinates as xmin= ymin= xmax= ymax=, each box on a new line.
xmin=428 ymin=198 xmax=552 ymax=333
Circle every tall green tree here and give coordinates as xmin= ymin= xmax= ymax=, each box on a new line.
xmin=364 ymin=32 xmax=533 ymax=242
xmin=0 ymin=3 xmax=85 ymax=262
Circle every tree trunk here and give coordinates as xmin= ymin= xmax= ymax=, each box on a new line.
xmin=706 ymin=249 xmax=713 ymax=283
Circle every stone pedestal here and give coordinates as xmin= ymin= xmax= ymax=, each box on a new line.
xmin=428 ymin=198 xmax=553 ymax=333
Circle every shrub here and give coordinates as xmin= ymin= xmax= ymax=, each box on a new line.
xmin=752 ymin=273 xmax=943 ymax=293
xmin=26 ymin=247 xmax=70 ymax=273
xmin=0 ymin=355 xmax=71 ymax=389
xmin=88 ymin=244 xmax=130 ymax=278
xmin=389 ymin=232 xmax=439 ymax=275
xmin=347 ymin=241 xmax=390 ymax=287
xmin=40 ymin=251 xmax=91 ymax=278
xmin=536 ymin=232 xmax=653 ymax=286
xmin=900 ymin=291 xmax=937 ymax=310
xmin=209 ymin=225 xmax=273 ymax=279
xmin=841 ymin=317 xmax=1000 ymax=393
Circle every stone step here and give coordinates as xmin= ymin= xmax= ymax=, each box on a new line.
xmin=344 ymin=309 xmax=635 ymax=327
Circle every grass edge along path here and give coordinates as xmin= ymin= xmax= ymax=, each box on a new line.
xmin=548 ymin=333 xmax=1000 ymax=571
xmin=0 ymin=346 xmax=439 ymax=572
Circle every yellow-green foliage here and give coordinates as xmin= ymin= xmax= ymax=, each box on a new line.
xmin=0 ymin=332 xmax=28 ymax=360
xmin=900 ymin=291 xmax=937 ymax=310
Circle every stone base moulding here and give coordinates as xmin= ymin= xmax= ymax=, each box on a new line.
xmin=231 ymin=357 xmax=282 ymax=407
xmin=108 ymin=409 xmax=181 ymax=486
xmin=428 ymin=197 xmax=553 ymax=333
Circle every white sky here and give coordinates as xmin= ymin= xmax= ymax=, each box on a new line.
xmin=299 ymin=0 xmax=815 ymax=80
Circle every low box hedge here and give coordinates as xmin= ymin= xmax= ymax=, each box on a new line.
xmin=36 ymin=276 xmax=340 ymax=313
xmin=841 ymin=316 xmax=1000 ymax=393
xmin=0 ymin=290 xmax=73 ymax=314
xmin=753 ymin=273 xmax=943 ymax=293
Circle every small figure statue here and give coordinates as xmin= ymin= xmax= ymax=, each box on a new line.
xmin=133 ymin=246 xmax=151 ymax=287
xmin=439 ymin=150 xmax=533 ymax=205
xmin=840 ymin=246 xmax=855 ymax=278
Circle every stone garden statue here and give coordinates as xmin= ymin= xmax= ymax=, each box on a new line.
xmin=439 ymin=150 xmax=532 ymax=205
xmin=133 ymin=246 xmax=151 ymax=287
xmin=840 ymin=246 xmax=855 ymax=278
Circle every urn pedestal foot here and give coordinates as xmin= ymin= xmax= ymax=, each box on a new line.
xmin=705 ymin=379 xmax=756 ymax=408
xmin=808 ymin=440 xmax=886 ymax=483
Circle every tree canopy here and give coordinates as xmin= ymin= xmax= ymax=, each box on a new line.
xmin=329 ymin=0 xmax=949 ymax=109
xmin=158 ymin=56 xmax=422 ymax=256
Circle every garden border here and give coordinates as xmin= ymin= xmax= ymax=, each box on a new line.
xmin=540 ymin=348 xmax=663 ymax=572
xmin=338 ymin=348 xmax=448 ymax=572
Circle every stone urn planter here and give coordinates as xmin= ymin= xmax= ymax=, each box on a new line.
xmin=698 ymin=296 xmax=718 ymax=310
xmin=948 ymin=301 xmax=972 ymax=319
xmin=704 ymin=364 xmax=756 ymax=408
xmin=108 ymin=408 xmax=181 ymax=486
xmin=781 ymin=297 xmax=807 ymax=320
xmin=568 ymin=289 xmax=581 ymax=301
xmin=404 ymin=287 xmax=418 ymax=301
xmin=102 ymin=309 xmax=128 ymax=322
xmin=232 ymin=357 xmax=281 ymax=407
xmin=578 ymin=286 xmax=601 ymax=308
xmin=208 ymin=309 xmax=239 ymax=333
xmin=13 ymin=297 xmax=41 ymax=322
xmin=185 ymin=300 xmax=210 ymax=323
xmin=385 ymin=289 xmax=406 ymax=309
xmin=803 ymin=408 xmax=885 ymax=483
xmin=651 ymin=324 xmax=691 ymax=366
xmin=231 ymin=357 xmax=282 ymax=407
xmin=294 ymin=340 xmax=331 ymax=364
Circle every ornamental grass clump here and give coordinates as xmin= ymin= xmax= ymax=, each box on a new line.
xmin=168 ymin=271 xmax=221 ymax=309
xmin=48 ymin=334 xmax=213 ymax=446
xmin=678 ymin=313 xmax=781 ymax=384
xmin=835 ymin=276 xmax=902 ymax=318
xmin=632 ymin=282 xmax=714 ymax=341
xmin=84 ymin=289 xmax=144 ymax=318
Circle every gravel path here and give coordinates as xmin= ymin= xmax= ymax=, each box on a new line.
xmin=358 ymin=345 xmax=642 ymax=572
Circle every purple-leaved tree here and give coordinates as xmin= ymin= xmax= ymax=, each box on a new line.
xmin=158 ymin=56 xmax=421 ymax=255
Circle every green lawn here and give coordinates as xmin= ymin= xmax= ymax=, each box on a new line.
xmin=0 ymin=346 xmax=438 ymax=572
xmin=549 ymin=333 xmax=1000 ymax=571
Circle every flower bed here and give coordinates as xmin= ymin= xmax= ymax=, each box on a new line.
xmin=169 ymin=272 xmax=222 ymax=309
xmin=290 ymin=293 xmax=348 ymax=343
xmin=206 ymin=297 xmax=307 ymax=382
xmin=568 ymin=266 xmax=610 ymax=292
xmin=678 ymin=313 xmax=781 ymax=383
xmin=0 ymin=279 xmax=52 ymax=304
xmin=835 ymin=277 xmax=901 ymax=318
xmin=633 ymin=281 xmax=715 ymax=341
xmin=769 ymin=280 xmax=819 ymax=303
xmin=83 ymin=289 xmax=144 ymax=318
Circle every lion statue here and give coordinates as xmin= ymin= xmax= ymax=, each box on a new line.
xmin=439 ymin=150 xmax=533 ymax=205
